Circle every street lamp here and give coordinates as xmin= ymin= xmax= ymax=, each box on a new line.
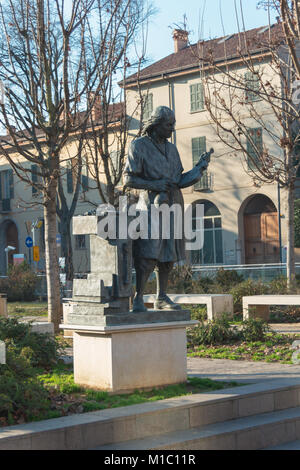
xmin=4 ymin=245 xmax=15 ymax=274
xmin=273 ymin=163 xmax=283 ymax=266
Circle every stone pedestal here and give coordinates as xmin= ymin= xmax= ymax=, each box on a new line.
xmin=62 ymin=211 xmax=195 ymax=394
xmin=61 ymin=319 xmax=198 ymax=393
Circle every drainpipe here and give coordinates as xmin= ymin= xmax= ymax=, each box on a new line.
xmin=162 ymin=74 xmax=176 ymax=145
xmin=277 ymin=181 xmax=283 ymax=264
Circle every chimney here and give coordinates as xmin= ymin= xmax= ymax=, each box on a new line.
xmin=172 ymin=29 xmax=189 ymax=53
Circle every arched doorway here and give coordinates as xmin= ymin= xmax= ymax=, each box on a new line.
xmin=191 ymin=200 xmax=223 ymax=265
xmin=0 ymin=220 xmax=19 ymax=274
xmin=243 ymin=195 xmax=279 ymax=264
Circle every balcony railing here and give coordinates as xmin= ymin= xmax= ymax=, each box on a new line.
xmin=194 ymin=172 xmax=213 ymax=191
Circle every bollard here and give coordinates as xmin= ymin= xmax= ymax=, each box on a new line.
xmin=0 ymin=293 xmax=7 ymax=317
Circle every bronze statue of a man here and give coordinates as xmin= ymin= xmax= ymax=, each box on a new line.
xmin=124 ymin=106 xmax=211 ymax=312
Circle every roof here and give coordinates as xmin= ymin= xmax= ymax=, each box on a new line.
xmin=124 ymin=22 xmax=285 ymax=86
xmin=0 ymin=101 xmax=125 ymax=143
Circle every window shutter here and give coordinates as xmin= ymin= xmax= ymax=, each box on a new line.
xmin=81 ymin=157 xmax=88 ymax=192
xmin=143 ymin=93 xmax=153 ymax=121
xmin=0 ymin=172 xmax=2 ymax=200
xmin=192 ymin=136 xmax=206 ymax=190
xmin=190 ymin=83 xmax=204 ymax=112
xmin=31 ymin=165 xmax=38 ymax=194
xmin=247 ymin=128 xmax=263 ymax=169
xmin=67 ymin=167 xmax=73 ymax=193
xmin=192 ymin=136 xmax=206 ymax=165
xmin=82 ymin=174 xmax=88 ymax=191
xmin=9 ymin=169 xmax=14 ymax=199
xmin=245 ymin=72 xmax=259 ymax=101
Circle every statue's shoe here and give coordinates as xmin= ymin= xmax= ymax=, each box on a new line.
xmin=154 ymin=295 xmax=182 ymax=310
xmin=132 ymin=297 xmax=148 ymax=312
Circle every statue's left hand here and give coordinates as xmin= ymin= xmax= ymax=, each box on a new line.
xmin=196 ymin=148 xmax=214 ymax=170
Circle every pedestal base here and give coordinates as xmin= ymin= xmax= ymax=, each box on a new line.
xmin=60 ymin=320 xmax=198 ymax=393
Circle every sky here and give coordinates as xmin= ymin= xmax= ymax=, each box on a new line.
xmin=144 ymin=0 xmax=279 ymax=63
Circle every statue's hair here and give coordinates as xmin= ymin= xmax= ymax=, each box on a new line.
xmin=141 ymin=106 xmax=175 ymax=136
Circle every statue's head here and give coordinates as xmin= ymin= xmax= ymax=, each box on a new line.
xmin=141 ymin=106 xmax=175 ymax=140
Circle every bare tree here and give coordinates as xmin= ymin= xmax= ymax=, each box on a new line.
xmin=56 ymin=138 xmax=85 ymax=282
xmin=82 ymin=1 xmax=153 ymax=207
xmin=0 ymin=0 xmax=151 ymax=331
xmin=190 ymin=12 xmax=300 ymax=286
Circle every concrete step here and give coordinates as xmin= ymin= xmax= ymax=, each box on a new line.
xmin=94 ymin=407 xmax=300 ymax=450
xmin=1 ymin=379 xmax=300 ymax=450
xmin=265 ymin=439 xmax=300 ymax=450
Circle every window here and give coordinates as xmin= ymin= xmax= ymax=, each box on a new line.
xmin=0 ymin=170 xmax=13 ymax=199
xmin=81 ymin=158 xmax=88 ymax=192
xmin=110 ymin=150 xmax=121 ymax=174
xmin=75 ymin=234 xmax=86 ymax=250
xmin=245 ymin=71 xmax=260 ymax=102
xmin=31 ymin=164 xmax=42 ymax=195
xmin=246 ymin=127 xmax=263 ymax=170
xmin=67 ymin=162 xmax=73 ymax=194
xmin=110 ymin=150 xmax=123 ymax=185
xmin=39 ymin=218 xmax=45 ymax=251
xmin=0 ymin=169 xmax=13 ymax=211
xmin=143 ymin=93 xmax=153 ymax=121
xmin=192 ymin=136 xmax=212 ymax=190
xmin=191 ymin=200 xmax=223 ymax=265
xmin=190 ymin=83 xmax=204 ymax=112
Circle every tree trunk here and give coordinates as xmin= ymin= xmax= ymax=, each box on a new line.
xmin=60 ymin=215 xmax=74 ymax=281
xmin=287 ymin=181 xmax=296 ymax=290
xmin=44 ymin=185 xmax=62 ymax=333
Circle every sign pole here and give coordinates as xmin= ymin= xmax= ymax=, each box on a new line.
xmin=25 ymin=236 xmax=33 ymax=268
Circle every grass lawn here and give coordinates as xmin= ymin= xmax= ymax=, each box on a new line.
xmin=28 ymin=363 xmax=243 ymax=423
xmin=7 ymin=301 xmax=48 ymax=317
xmin=187 ymin=333 xmax=300 ymax=364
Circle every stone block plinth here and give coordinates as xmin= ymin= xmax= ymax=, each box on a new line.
xmin=60 ymin=320 xmax=198 ymax=393
xmin=242 ymin=295 xmax=300 ymax=321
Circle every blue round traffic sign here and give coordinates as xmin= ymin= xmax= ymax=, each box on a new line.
xmin=25 ymin=236 xmax=33 ymax=248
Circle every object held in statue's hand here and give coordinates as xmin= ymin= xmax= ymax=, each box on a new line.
xmin=196 ymin=147 xmax=214 ymax=169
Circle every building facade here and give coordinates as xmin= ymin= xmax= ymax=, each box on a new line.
xmin=123 ymin=23 xmax=297 ymax=269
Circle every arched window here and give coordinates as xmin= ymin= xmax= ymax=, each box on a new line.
xmin=191 ymin=200 xmax=223 ymax=265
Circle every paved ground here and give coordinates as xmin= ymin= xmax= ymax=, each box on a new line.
xmin=56 ymin=323 xmax=300 ymax=385
xmin=188 ymin=323 xmax=300 ymax=383
xmin=187 ymin=357 xmax=300 ymax=383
